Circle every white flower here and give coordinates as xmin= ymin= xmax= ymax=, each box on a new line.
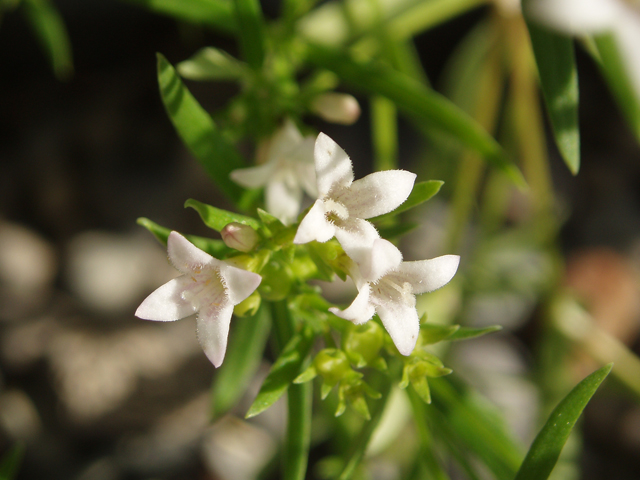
xmin=527 ymin=0 xmax=640 ymax=102
xmin=230 ymin=120 xmax=317 ymax=225
xmin=293 ymin=133 xmax=416 ymax=269
xmin=330 ymin=239 xmax=460 ymax=356
xmin=135 ymin=231 xmax=262 ymax=367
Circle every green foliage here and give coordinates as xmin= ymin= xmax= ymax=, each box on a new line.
xmin=0 ymin=443 xmax=25 ymax=480
xmin=184 ymin=198 xmax=260 ymax=231
xmin=123 ymin=0 xmax=236 ymax=33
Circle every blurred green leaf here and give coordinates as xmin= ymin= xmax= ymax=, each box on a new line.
xmin=514 ymin=363 xmax=612 ymax=480
xmin=123 ymin=0 xmax=236 ymax=33
xmin=157 ymin=53 xmax=245 ymax=203
xmin=246 ymin=326 xmax=315 ymax=418
xmin=177 ymin=47 xmax=247 ymax=81
xmin=285 ymin=381 xmax=313 ymax=480
xmin=0 ymin=442 xmax=25 ymax=480
xmin=306 ymin=44 xmax=525 ymax=187
xmin=233 ymin=0 xmax=266 ymax=69
xmin=593 ymin=33 xmax=640 ymax=141
xmin=137 ymin=217 xmax=230 ymax=256
xmin=211 ymin=305 xmax=272 ymax=418
xmin=184 ymin=198 xmax=260 ymax=232
xmin=430 ymin=376 xmax=523 ymax=480
xmin=525 ymin=20 xmax=580 ymax=174
xmin=21 ymin=0 xmax=73 ymax=80
xmin=448 ymin=325 xmax=503 ymax=341
xmin=372 ymin=180 xmax=444 ymax=223
xmin=420 ymin=323 xmax=460 ymax=345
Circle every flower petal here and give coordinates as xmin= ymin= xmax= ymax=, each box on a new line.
xmin=392 ymin=255 xmax=460 ymax=295
xmin=196 ymin=303 xmax=234 ymax=367
xmin=294 ymin=200 xmax=335 ymax=244
xmin=291 ymin=137 xmax=318 ymax=197
xmin=333 ymin=218 xmax=380 ymax=266
xmin=268 ymin=119 xmax=304 ymax=159
xmin=135 ymin=275 xmax=196 ymax=321
xmin=265 ymin=177 xmax=303 ymax=225
xmin=230 ymin=162 xmax=277 ymax=189
xmin=314 ymin=133 xmax=354 ymax=198
xmin=376 ymin=300 xmax=420 ymax=356
xmin=339 ymin=170 xmax=416 ymax=219
xmin=167 ymin=231 xmax=216 ymax=274
xmin=359 ymin=238 xmax=403 ymax=283
xmin=329 ymin=284 xmax=376 ymax=325
xmin=219 ymin=262 xmax=262 ymax=305
xmin=527 ymin=0 xmax=623 ymax=34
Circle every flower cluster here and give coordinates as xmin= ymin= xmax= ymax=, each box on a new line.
xmin=135 ymin=129 xmax=459 ymax=371
xmin=293 ymin=133 xmax=460 ymax=356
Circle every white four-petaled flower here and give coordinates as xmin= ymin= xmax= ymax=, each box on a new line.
xmin=135 ymin=231 xmax=262 ymax=367
xmin=230 ymin=120 xmax=317 ymax=225
xmin=330 ymin=239 xmax=460 ymax=356
xmin=293 ymin=133 xmax=416 ymax=274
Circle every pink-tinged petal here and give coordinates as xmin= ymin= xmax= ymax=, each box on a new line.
xmin=135 ymin=275 xmax=196 ymax=321
xmin=392 ymin=255 xmax=460 ymax=295
xmin=340 ymin=170 xmax=416 ymax=219
xmin=219 ymin=263 xmax=262 ymax=305
xmin=376 ymin=300 xmax=420 ymax=356
xmin=167 ymin=231 xmax=216 ymax=274
xmin=333 ymin=218 xmax=380 ymax=266
xmin=329 ymin=284 xmax=376 ymax=325
xmin=196 ymin=303 xmax=234 ymax=367
xmin=294 ymin=200 xmax=335 ymax=244
xmin=359 ymin=238 xmax=403 ymax=283
xmin=230 ymin=162 xmax=277 ymax=189
xmin=265 ymin=177 xmax=303 ymax=225
xmin=314 ymin=133 xmax=354 ymax=198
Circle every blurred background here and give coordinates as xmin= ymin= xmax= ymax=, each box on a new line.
xmin=2 ymin=1 xmax=640 ymax=479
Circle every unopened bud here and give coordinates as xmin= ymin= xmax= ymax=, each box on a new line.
xmin=233 ymin=290 xmax=262 ymax=317
xmin=221 ymin=222 xmax=259 ymax=252
xmin=311 ymin=93 xmax=361 ymax=125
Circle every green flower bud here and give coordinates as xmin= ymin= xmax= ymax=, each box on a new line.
xmin=313 ymin=349 xmax=352 ymax=386
xmin=257 ymin=259 xmax=293 ymax=301
xmin=233 ymin=290 xmax=261 ymax=317
xmin=343 ymin=322 xmax=385 ymax=368
xmin=221 ymin=222 xmax=259 ymax=252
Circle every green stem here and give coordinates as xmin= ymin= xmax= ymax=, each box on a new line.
xmin=284 ymin=381 xmax=313 ymax=480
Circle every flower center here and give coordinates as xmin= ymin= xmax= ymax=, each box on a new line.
xmin=181 ymin=268 xmax=227 ymax=310
xmin=370 ymin=276 xmax=414 ymax=307
xmin=323 ymin=198 xmax=349 ymax=224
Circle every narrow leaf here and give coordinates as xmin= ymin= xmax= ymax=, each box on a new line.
xmin=372 ymin=180 xmax=444 ymax=222
xmin=21 ymin=0 xmax=73 ymax=80
xmin=0 ymin=442 xmax=25 ymax=480
xmin=245 ymin=326 xmax=315 ymax=418
xmin=306 ymin=44 xmax=525 ymax=187
xmin=211 ymin=305 xmax=271 ymax=418
xmin=525 ymin=20 xmax=580 ymax=174
xmin=123 ymin=0 xmax=236 ymax=33
xmin=593 ymin=33 xmax=640 ymax=141
xmin=184 ymin=198 xmax=260 ymax=232
xmin=157 ymin=53 xmax=245 ymax=203
xmin=136 ymin=217 xmax=230 ymax=257
xmin=177 ymin=47 xmax=247 ymax=81
xmin=233 ymin=0 xmax=266 ymax=69
xmin=448 ymin=325 xmax=502 ymax=341
xmin=514 ymin=363 xmax=612 ymax=480
xmin=420 ymin=323 xmax=460 ymax=345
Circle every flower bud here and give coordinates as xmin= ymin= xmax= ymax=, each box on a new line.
xmin=257 ymin=259 xmax=293 ymax=301
xmin=313 ymin=349 xmax=351 ymax=386
xmin=233 ymin=290 xmax=261 ymax=317
xmin=310 ymin=93 xmax=361 ymax=125
xmin=221 ymin=222 xmax=260 ymax=252
xmin=344 ymin=322 xmax=384 ymax=368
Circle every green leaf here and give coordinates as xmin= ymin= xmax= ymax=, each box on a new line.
xmin=233 ymin=0 xmax=266 ymax=69
xmin=448 ymin=325 xmax=503 ymax=341
xmin=157 ymin=53 xmax=245 ymax=203
xmin=514 ymin=363 xmax=612 ymax=480
xmin=211 ymin=305 xmax=272 ymax=418
xmin=430 ymin=377 xmax=523 ymax=480
xmin=21 ymin=0 xmax=73 ymax=80
xmin=285 ymin=381 xmax=313 ymax=480
xmin=184 ymin=198 xmax=260 ymax=232
xmin=593 ymin=33 xmax=640 ymax=141
xmin=136 ymin=217 xmax=230 ymax=257
xmin=0 ymin=442 xmax=25 ymax=480
xmin=177 ymin=47 xmax=247 ymax=81
xmin=525 ymin=20 xmax=580 ymax=174
xmin=420 ymin=323 xmax=460 ymax=345
xmin=123 ymin=0 xmax=236 ymax=33
xmin=305 ymin=44 xmax=525 ymax=187
xmin=372 ymin=180 xmax=444 ymax=222
xmin=245 ymin=326 xmax=315 ymax=418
